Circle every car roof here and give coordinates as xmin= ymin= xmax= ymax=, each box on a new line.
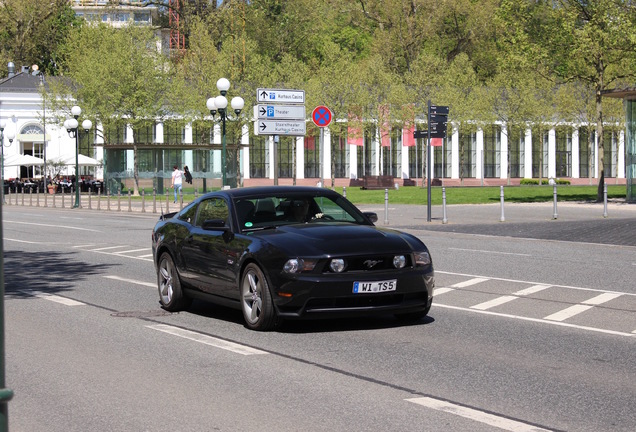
xmin=204 ymin=186 xmax=342 ymax=200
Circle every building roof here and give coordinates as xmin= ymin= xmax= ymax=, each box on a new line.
xmin=601 ymin=87 xmax=636 ymax=100
xmin=0 ymin=71 xmax=44 ymax=93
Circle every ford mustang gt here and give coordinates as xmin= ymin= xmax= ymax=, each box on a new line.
xmin=152 ymin=186 xmax=435 ymax=331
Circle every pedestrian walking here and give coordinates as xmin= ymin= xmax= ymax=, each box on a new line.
xmin=184 ymin=166 xmax=192 ymax=184
xmin=171 ymin=165 xmax=182 ymax=203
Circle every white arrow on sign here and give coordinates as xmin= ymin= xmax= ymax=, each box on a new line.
xmin=254 ymin=104 xmax=306 ymax=120
xmin=257 ymin=88 xmax=305 ymax=104
xmin=254 ymin=120 xmax=306 ymax=136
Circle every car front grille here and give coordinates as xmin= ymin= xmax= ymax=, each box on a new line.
xmin=321 ymin=254 xmax=413 ymax=273
xmin=304 ymin=291 xmax=427 ymax=311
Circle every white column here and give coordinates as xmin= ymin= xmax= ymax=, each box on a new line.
xmin=213 ymin=123 xmax=222 ymax=177
xmin=618 ymin=130 xmax=625 ymax=178
xmin=372 ymin=130 xmax=380 ymax=176
xmin=451 ymin=126 xmax=459 ymax=179
xmin=349 ymin=144 xmax=358 ymax=179
xmin=242 ymin=124 xmax=250 ymax=180
xmin=323 ymin=128 xmax=332 ymax=181
xmin=500 ymin=124 xmax=508 ymax=179
xmin=476 ymin=128 xmax=484 ymax=179
xmin=268 ymin=136 xmax=275 ymax=179
xmin=548 ymin=128 xmax=556 ymax=178
xmin=524 ymin=128 xmax=533 ymax=178
xmin=296 ymin=136 xmax=304 ymax=179
xmin=401 ymin=127 xmax=410 ymax=179
xmin=572 ymin=128 xmax=580 ymax=178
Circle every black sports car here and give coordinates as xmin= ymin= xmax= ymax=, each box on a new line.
xmin=151 ymin=186 xmax=435 ymax=331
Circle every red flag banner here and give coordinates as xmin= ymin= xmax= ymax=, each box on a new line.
xmin=304 ymin=136 xmax=315 ymax=150
xmin=348 ymin=114 xmax=364 ymax=146
xmin=431 ymin=138 xmax=443 ymax=147
xmin=379 ymin=104 xmax=391 ymax=147
xmin=403 ymin=124 xmax=415 ymax=147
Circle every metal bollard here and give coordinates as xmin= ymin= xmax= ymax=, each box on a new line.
xmin=153 ymin=188 xmax=157 ymax=214
xmin=343 ymin=186 xmax=346 ymax=198
xmin=97 ymin=188 xmax=101 ymax=210
xmin=180 ymin=189 xmax=183 ymax=209
xmin=442 ymin=187 xmax=448 ymax=224
xmin=166 ymin=191 xmax=170 ymax=213
xmin=21 ymin=190 xmax=25 ymax=206
xmin=52 ymin=190 xmax=56 ymax=208
xmin=499 ymin=185 xmax=505 ymax=222
xmin=552 ymin=185 xmax=558 ymax=219
xmin=36 ymin=188 xmax=40 ymax=207
xmin=603 ymin=183 xmax=608 ymax=218
xmin=61 ymin=190 xmax=65 ymax=208
xmin=128 ymin=190 xmax=132 ymax=212
xmin=117 ymin=189 xmax=121 ymax=211
xmin=88 ymin=189 xmax=92 ymax=210
xmin=384 ymin=188 xmax=389 ymax=225
xmin=142 ymin=189 xmax=146 ymax=213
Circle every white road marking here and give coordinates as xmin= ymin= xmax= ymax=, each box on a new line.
xmin=73 ymin=244 xmax=97 ymax=248
xmin=435 ymin=303 xmax=635 ymax=338
xmin=471 ymin=295 xmax=518 ymax=311
xmin=434 ymin=287 xmax=454 ymax=296
xmin=544 ymin=293 xmax=622 ymax=322
xmin=147 ymin=324 xmax=268 ymax=356
xmin=513 ymin=284 xmax=552 ymax=296
xmin=138 ymin=253 xmax=154 ymax=258
xmin=582 ymin=292 xmax=622 ymax=305
xmin=112 ymin=248 xmax=149 ymax=254
xmin=21 ymin=291 xmax=85 ymax=306
xmin=92 ymin=245 xmax=128 ymax=251
xmin=104 ymin=275 xmax=155 ymax=288
xmin=5 ymin=220 xmax=100 ymax=232
xmin=450 ymin=277 xmax=489 ymax=288
xmin=406 ymin=397 xmax=552 ymax=432
xmin=4 ymin=238 xmax=50 ymax=245
xmin=544 ymin=305 xmax=593 ymax=322
xmin=449 ymin=247 xmax=532 ymax=257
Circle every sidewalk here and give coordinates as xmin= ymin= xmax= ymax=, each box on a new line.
xmin=358 ymin=200 xmax=636 ymax=247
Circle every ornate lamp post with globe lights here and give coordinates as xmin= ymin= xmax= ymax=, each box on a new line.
xmin=64 ymin=106 xmax=92 ymax=208
xmin=206 ymin=78 xmax=244 ymax=188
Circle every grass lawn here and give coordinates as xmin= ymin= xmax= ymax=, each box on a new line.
xmin=128 ymin=184 xmax=626 ymax=206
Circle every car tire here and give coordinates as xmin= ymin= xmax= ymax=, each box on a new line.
xmin=241 ymin=263 xmax=280 ymax=331
xmin=158 ymin=252 xmax=192 ymax=311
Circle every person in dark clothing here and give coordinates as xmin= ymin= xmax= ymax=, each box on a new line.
xmin=183 ymin=166 xmax=193 ymax=184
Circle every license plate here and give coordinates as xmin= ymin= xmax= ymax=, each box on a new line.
xmin=353 ymin=280 xmax=397 ymax=294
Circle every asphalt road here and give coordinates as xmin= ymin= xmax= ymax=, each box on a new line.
xmin=3 ymin=204 xmax=636 ymax=431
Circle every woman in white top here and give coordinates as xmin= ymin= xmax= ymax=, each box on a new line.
xmin=171 ymin=165 xmax=182 ymax=203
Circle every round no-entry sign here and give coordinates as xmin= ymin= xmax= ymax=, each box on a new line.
xmin=312 ymin=105 xmax=332 ymax=127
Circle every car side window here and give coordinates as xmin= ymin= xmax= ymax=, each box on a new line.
xmin=195 ymin=198 xmax=229 ymax=228
xmin=177 ymin=202 xmax=197 ymax=224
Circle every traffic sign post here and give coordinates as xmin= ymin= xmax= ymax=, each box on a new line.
xmin=257 ymin=88 xmax=305 ymax=104
xmin=426 ymin=101 xmax=449 ymax=222
xmin=255 ymin=120 xmax=306 ymax=136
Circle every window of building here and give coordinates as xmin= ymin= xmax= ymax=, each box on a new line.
xmin=304 ymin=135 xmax=319 ymax=178
xmin=250 ymin=137 xmax=268 ymax=178
xmin=555 ymin=127 xmax=572 ymax=177
xmin=433 ymin=137 xmax=450 ymax=178
xmin=531 ymin=128 xmax=549 ymax=178
xmin=277 ymin=136 xmax=294 ymax=178
xmin=163 ymin=120 xmax=185 ymax=145
xmin=458 ymin=130 xmax=476 ymax=178
xmin=331 ymin=133 xmax=349 ymax=178
xmin=483 ymin=125 xmax=501 ymax=178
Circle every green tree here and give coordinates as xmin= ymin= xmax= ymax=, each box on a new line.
xmin=51 ymin=24 xmax=171 ymax=195
xmin=0 ymin=0 xmax=78 ymax=75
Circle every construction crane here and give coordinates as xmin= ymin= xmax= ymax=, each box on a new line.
xmin=169 ymin=0 xmax=184 ymax=50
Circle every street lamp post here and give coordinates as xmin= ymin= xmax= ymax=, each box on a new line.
xmin=64 ymin=106 xmax=92 ymax=208
xmin=0 ymin=123 xmax=15 ymax=204
xmin=206 ymin=78 xmax=244 ymax=188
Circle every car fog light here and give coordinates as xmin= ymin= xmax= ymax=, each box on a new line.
xmin=393 ymin=255 xmax=406 ymax=269
xmin=329 ymin=259 xmax=346 ymax=273
xmin=414 ymin=251 xmax=431 ymax=266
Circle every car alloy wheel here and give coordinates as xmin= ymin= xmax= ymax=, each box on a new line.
xmin=241 ymin=263 xmax=279 ymax=331
xmin=158 ymin=252 xmax=191 ymax=311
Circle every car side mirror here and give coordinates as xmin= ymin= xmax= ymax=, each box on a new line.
xmin=202 ymin=219 xmax=230 ymax=231
xmin=363 ymin=212 xmax=378 ymax=223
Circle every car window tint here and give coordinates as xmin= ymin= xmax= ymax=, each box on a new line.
xmin=195 ymin=198 xmax=229 ymax=227
xmin=313 ymin=196 xmax=358 ymax=222
xmin=177 ymin=202 xmax=198 ymax=224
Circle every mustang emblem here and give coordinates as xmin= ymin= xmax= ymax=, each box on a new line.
xmin=363 ymin=259 xmax=382 ymax=269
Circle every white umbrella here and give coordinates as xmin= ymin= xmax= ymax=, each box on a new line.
xmin=3 ymin=153 xmax=45 ymax=166
xmin=61 ymin=154 xmax=100 ymax=166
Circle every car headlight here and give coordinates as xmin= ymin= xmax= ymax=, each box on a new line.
xmin=393 ymin=255 xmax=406 ymax=269
xmin=414 ymin=251 xmax=431 ymax=266
xmin=329 ymin=258 xmax=346 ymax=273
xmin=283 ymin=258 xmax=318 ymax=274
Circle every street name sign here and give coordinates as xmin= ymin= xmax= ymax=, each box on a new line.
xmin=255 ymin=104 xmax=306 ymax=120
xmin=257 ymin=88 xmax=305 ymax=104
xmin=255 ymin=120 xmax=306 ymax=136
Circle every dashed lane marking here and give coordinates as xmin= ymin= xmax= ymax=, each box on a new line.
xmin=406 ymin=397 xmax=553 ymax=432
xmin=513 ymin=284 xmax=552 ymax=296
xmin=544 ymin=292 xmax=623 ymax=321
xmin=449 ymin=247 xmax=532 ymax=257
xmin=20 ymin=291 xmax=85 ymax=306
xmin=434 ymin=287 xmax=455 ymax=296
xmin=92 ymin=245 xmax=129 ymax=251
xmin=104 ymin=275 xmax=156 ymax=288
xmin=450 ymin=277 xmax=489 ymax=288
xmin=112 ymin=248 xmax=150 ymax=255
xmin=471 ymin=295 xmax=518 ymax=311
xmin=5 ymin=220 xmax=100 ymax=232
xmin=146 ymin=324 xmax=268 ymax=355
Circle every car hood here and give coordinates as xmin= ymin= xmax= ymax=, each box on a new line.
xmin=254 ymin=223 xmax=424 ymax=256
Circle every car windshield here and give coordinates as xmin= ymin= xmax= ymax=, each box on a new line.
xmin=234 ymin=194 xmax=367 ymax=231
